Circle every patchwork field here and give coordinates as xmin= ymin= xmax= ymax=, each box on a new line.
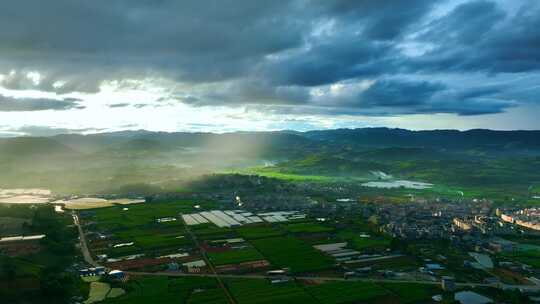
xmin=187 ymin=288 xmax=229 ymax=304
xmin=250 ymin=236 xmax=334 ymax=273
xmin=208 ymin=247 xmax=264 ymax=266
xmin=285 ymin=222 xmax=334 ymax=234
xmin=191 ymin=224 xmax=235 ymax=239
xmin=86 ymin=200 xmax=216 ymax=258
xmin=353 ymin=255 xmax=420 ymax=271
xmin=101 ymin=277 xmax=227 ymax=304
xmin=501 ymin=249 xmax=540 ymax=268
xmin=337 ymin=230 xmax=391 ymax=251
xmin=133 ymin=233 xmax=191 ymax=251
xmin=380 ymin=283 xmax=440 ymax=304
xmin=90 ymin=200 xmax=212 ymax=230
xmin=227 ymin=279 xmax=314 ymax=304
xmin=305 ymin=281 xmax=390 ymax=304
xmin=0 ymin=217 xmax=30 ymax=237
xmin=85 ymin=282 xmax=112 ymax=304
xmin=235 ymin=225 xmax=284 ymax=240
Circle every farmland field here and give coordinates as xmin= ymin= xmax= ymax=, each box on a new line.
xmin=250 ymin=236 xmax=334 ymax=273
xmin=235 ymin=225 xmax=284 ymax=239
xmin=227 ymin=279 xmax=314 ymax=304
xmin=354 ymin=256 xmax=421 ymax=271
xmin=86 ymin=201 xmax=214 ymax=258
xmin=208 ymin=247 xmax=264 ymax=266
xmin=285 ymin=222 xmax=334 ymax=234
xmin=133 ymin=233 xmax=191 ymax=250
xmin=191 ymin=224 xmax=234 ymax=239
xmin=101 ymin=234 xmax=192 ymax=258
xmin=0 ymin=217 xmax=30 ymax=237
xmin=107 ymin=288 xmax=126 ymax=299
xmin=92 ymin=200 xmax=212 ymax=230
xmin=242 ymin=168 xmax=335 ymax=182
xmin=501 ymin=249 xmax=540 ymax=268
xmin=0 ymin=204 xmax=79 ymax=303
xmin=101 ymin=276 xmax=224 ymax=304
xmin=187 ymin=288 xmax=229 ymax=304
xmin=305 ymin=281 xmax=390 ymax=304
xmin=380 ymin=283 xmax=440 ymax=303
xmin=337 ymin=230 xmax=391 ymax=251
xmin=85 ymin=282 xmax=111 ymax=304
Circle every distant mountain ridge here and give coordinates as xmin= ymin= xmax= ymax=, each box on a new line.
xmin=0 ymin=137 xmax=79 ymax=159
xmin=302 ymin=128 xmax=540 ymax=149
xmin=1 ymin=128 xmax=539 ymax=157
xmin=0 ymin=127 xmax=538 ymax=195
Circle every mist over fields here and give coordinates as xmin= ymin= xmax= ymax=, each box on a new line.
xmin=1 ymin=128 xmax=539 ymax=198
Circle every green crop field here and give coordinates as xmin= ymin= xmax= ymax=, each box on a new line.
xmin=305 ymin=281 xmax=390 ymax=304
xmin=337 ymin=230 xmax=391 ymax=251
xmin=501 ymin=249 xmax=540 ymax=268
xmin=355 ymin=256 xmax=420 ymax=271
xmin=227 ymin=279 xmax=314 ymax=304
xmin=0 ymin=217 xmax=30 ymax=237
xmin=101 ymin=276 xmax=223 ymax=304
xmin=380 ymin=283 xmax=440 ymax=303
xmin=242 ymin=167 xmax=335 ymax=182
xmin=285 ymin=222 xmax=334 ymax=233
xmin=251 ymin=236 xmax=334 ymax=273
xmin=87 ymin=200 xmax=223 ymax=257
xmin=86 ymin=282 xmax=111 ymax=304
xmin=187 ymin=289 xmax=229 ymax=304
xmin=0 ymin=205 xmax=80 ymax=303
xmin=235 ymin=225 xmax=284 ymax=239
xmin=92 ymin=200 xmax=208 ymax=230
xmin=208 ymin=247 xmax=264 ymax=266
xmin=112 ymin=226 xmax=190 ymax=246
xmin=191 ymin=224 xmax=235 ymax=239
xmin=133 ymin=233 xmax=191 ymax=250
xmin=105 ymin=245 xmax=143 ymax=258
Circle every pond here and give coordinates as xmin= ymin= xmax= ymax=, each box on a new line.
xmin=361 ymin=180 xmax=433 ymax=189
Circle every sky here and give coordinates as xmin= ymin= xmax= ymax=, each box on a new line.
xmin=0 ymin=0 xmax=539 ymax=136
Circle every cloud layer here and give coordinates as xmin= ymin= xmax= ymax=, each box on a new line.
xmin=0 ymin=0 xmax=539 ymax=132
xmin=0 ymin=95 xmax=83 ymax=111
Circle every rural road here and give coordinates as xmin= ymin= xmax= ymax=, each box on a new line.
xmin=343 ymin=254 xmax=404 ymax=264
xmin=72 ymin=211 xmax=99 ymax=267
xmin=182 ymin=216 xmax=237 ymax=304
xmin=126 ymin=271 xmax=540 ymax=292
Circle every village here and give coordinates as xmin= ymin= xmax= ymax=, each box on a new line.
xmin=2 ymin=186 xmax=540 ymax=303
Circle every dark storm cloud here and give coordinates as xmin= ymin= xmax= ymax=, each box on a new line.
xmin=0 ymin=0 xmax=305 ymax=90
xmin=456 ymin=86 xmax=503 ymax=100
xmin=411 ymin=1 xmax=540 ymax=74
xmin=0 ymin=95 xmax=83 ymax=111
xmin=419 ymin=0 xmax=506 ymax=45
xmin=261 ymin=35 xmax=396 ymax=87
xmin=0 ymin=0 xmax=538 ymax=117
xmin=312 ymin=0 xmax=436 ymax=40
xmin=197 ymin=78 xmax=511 ymax=116
xmin=355 ymin=81 xmax=514 ymax=116
xmin=360 ymin=80 xmax=445 ymax=107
